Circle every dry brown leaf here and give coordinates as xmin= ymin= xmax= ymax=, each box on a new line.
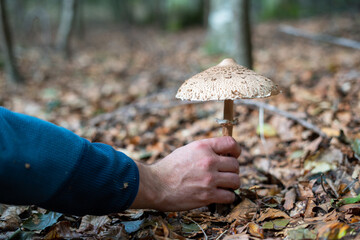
xmin=248 ymin=222 xmax=264 ymax=239
xmin=223 ymin=233 xmax=250 ymax=240
xmin=227 ymin=198 xmax=257 ymax=222
xmin=298 ymin=181 xmax=315 ymax=199
xmin=0 ymin=206 xmax=28 ymax=231
xmin=160 ymin=218 xmax=170 ymax=238
xmin=283 ymin=188 xmax=296 ymax=211
xmin=304 ymin=210 xmax=338 ymax=223
xmin=349 ymin=215 xmax=360 ymax=223
xmin=304 ymin=199 xmax=316 ymax=218
xmin=44 ymin=221 xmax=82 ymax=240
xmin=257 ymin=208 xmax=290 ymax=222
xmin=78 ymin=215 xmax=111 ymax=233
xmin=321 ymin=127 xmax=340 ymax=137
xmin=270 ymin=115 xmax=295 ymax=141
xmin=317 ymin=221 xmax=351 ymax=239
xmin=234 ymin=223 xmax=249 ymax=234
xmin=339 ymin=203 xmax=360 ymax=215
xmin=185 ymin=212 xmax=227 ymax=223
xmin=304 ymin=137 xmax=323 ymax=153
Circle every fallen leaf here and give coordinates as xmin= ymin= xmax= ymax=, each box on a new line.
xmin=257 ymin=208 xmax=289 ymax=222
xmin=262 ymin=218 xmax=290 ymax=230
xmin=283 ymin=188 xmax=296 ymax=210
xmin=321 ymin=127 xmax=340 ymax=137
xmin=248 ymin=222 xmax=264 ymax=239
xmin=337 ymin=193 xmax=360 ymax=207
xmin=317 ymin=222 xmax=352 ymax=240
xmin=256 ymin=123 xmax=277 ymax=138
xmin=339 ymin=203 xmax=360 ymax=215
xmin=304 ymin=137 xmax=323 ymax=153
xmin=304 ymin=210 xmax=338 ymax=223
xmin=44 ymin=221 xmax=81 ymax=239
xmin=298 ymin=181 xmax=314 ymax=199
xmin=289 ymin=150 xmax=305 ymax=160
xmin=273 ymin=218 xmax=290 ymax=230
xmin=290 ymin=200 xmax=306 ymax=218
xmin=262 ymin=221 xmax=273 ymax=229
xmin=270 ymin=115 xmax=295 ymax=141
xmin=227 ymin=198 xmax=257 ymax=222
xmin=286 ymin=227 xmax=317 ymax=240
xmin=304 ymin=199 xmax=316 ymax=218
xmin=79 ymin=215 xmax=111 ymax=233
xmin=0 ymin=206 xmax=27 ymax=231
xmin=349 ymin=215 xmax=360 ymax=223
xmin=121 ymin=219 xmax=144 ymax=234
xmin=304 ymin=148 xmax=343 ymax=174
xmin=160 ymin=218 xmax=170 ymax=238
xmin=351 ymin=138 xmax=360 ymax=159
xmin=22 ymin=212 xmax=62 ymax=231
xmin=223 ymin=233 xmax=249 ymax=240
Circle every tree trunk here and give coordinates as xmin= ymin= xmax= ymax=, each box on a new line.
xmin=202 ymin=0 xmax=210 ymax=28
xmin=56 ymin=0 xmax=77 ymax=58
xmin=0 ymin=0 xmax=24 ymax=84
xmin=234 ymin=0 xmax=252 ymax=68
xmin=75 ymin=0 xmax=85 ymax=40
xmin=207 ymin=0 xmax=253 ymax=69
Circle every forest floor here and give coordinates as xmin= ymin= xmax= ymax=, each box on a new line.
xmin=1 ymin=14 xmax=360 ymax=239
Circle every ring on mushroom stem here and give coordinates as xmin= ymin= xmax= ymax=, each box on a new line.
xmin=215 ymin=118 xmax=239 ymax=127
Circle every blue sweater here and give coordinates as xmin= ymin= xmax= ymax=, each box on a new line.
xmin=0 ymin=107 xmax=139 ymax=216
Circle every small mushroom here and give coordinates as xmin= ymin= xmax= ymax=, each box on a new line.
xmin=176 ymin=58 xmax=279 ymax=136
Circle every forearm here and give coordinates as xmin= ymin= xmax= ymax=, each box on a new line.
xmin=0 ymin=107 xmax=139 ymax=215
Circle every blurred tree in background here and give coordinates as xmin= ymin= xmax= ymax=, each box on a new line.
xmin=56 ymin=0 xmax=77 ymax=58
xmin=206 ymin=0 xmax=252 ymax=68
xmin=0 ymin=0 xmax=24 ymax=84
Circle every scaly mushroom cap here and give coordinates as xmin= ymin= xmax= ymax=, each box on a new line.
xmin=176 ymin=58 xmax=280 ymax=101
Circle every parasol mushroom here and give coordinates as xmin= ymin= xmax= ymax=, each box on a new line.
xmin=176 ymin=58 xmax=279 ymax=137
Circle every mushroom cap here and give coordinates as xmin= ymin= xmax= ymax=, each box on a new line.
xmin=176 ymin=58 xmax=280 ymax=101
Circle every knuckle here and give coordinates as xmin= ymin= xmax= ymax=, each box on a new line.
xmin=193 ymin=140 xmax=207 ymax=150
xmin=198 ymin=156 xmax=216 ymax=170
xmin=198 ymin=189 xmax=212 ymax=202
xmin=203 ymin=173 xmax=215 ymax=186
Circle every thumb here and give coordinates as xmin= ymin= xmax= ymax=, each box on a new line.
xmin=203 ymin=137 xmax=241 ymax=158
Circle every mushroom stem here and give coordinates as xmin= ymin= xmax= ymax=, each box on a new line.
xmin=222 ymin=100 xmax=234 ymax=136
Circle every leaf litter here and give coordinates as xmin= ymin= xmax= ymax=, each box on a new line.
xmin=1 ymin=14 xmax=360 ymax=239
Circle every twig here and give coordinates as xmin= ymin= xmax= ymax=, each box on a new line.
xmin=258 ymin=106 xmax=270 ymax=170
xmin=184 ymin=216 xmax=208 ymax=240
xmin=215 ymin=229 xmax=228 ymax=240
xmin=340 ymin=177 xmax=359 ymax=196
xmin=279 ymin=25 xmax=360 ymax=50
xmin=234 ymin=99 xmax=327 ymax=138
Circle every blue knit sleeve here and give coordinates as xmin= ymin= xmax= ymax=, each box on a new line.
xmin=0 ymin=107 xmax=139 ymax=216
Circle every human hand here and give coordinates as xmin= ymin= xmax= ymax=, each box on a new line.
xmin=130 ymin=136 xmax=241 ymax=211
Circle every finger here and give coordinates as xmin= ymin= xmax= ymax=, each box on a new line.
xmin=206 ymin=136 xmax=241 ymax=158
xmin=217 ymin=156 xmax=239 ymax=173
xmin=212 ymin=188 xmax=236 ymax=204
xmin=215 ymin=172 xmax=240 ymax=190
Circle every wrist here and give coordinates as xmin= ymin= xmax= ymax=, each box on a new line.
xmin=130 ymin=161 xmax=164 ymax=209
